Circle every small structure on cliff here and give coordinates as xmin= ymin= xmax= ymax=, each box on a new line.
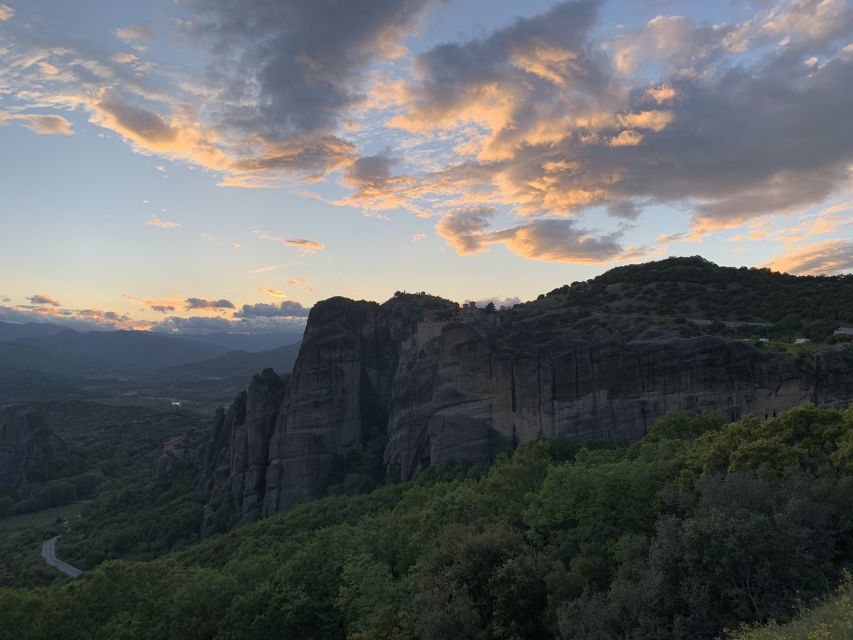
xmin=410 ymin=301 xmax=498 ymax=348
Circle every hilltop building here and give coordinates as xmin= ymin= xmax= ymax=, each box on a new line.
xmin=409 ymin=301 xmax=499 ymax=348
xmin=834 ymin=327 xmax=853 ymax=336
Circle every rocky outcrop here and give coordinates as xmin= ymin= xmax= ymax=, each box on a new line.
xmin=385 ymin=327 xmax=853 ymax=481
xmin=0 ymin=411 xmax=68 ymax=490
xmin=200 ymin=292 xmax=853 ymax=523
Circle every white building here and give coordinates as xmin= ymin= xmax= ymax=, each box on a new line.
xmin=794 ymin=338 xmax=810 ymax=345
xmin=834 ymin=327 xmax=853 ymax=336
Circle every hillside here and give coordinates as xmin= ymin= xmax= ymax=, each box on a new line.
xmin=727 ymin=579 xmax=852 ymax=639
xmin=511 ymin=256 xmax=853 ymax=342
xmin=198 ymin=261 xmax=853 ymax=524
xmin=15 ymin=330 xmax=229 ymax=372
xmin=0 ymin=322 xmax=66 ymax=342
xmin=162 ymin=342 xmax=301 ymax=378
xmin=0 ymin=404 xmax=851 ymax=639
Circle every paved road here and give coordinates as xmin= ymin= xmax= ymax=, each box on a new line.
xmin=41 ymin=536 xmax=82 ymax=578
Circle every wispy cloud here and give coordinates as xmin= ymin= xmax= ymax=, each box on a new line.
xmin=114 ymin=24 xmax=152 ymax=42
xmin=260 ymin=288 xmax=288 ymax=299
xmin=0 ymin=112 xmax=73 ymax=135
xmin=0 ymin=4 xmax=14 ymax=21
xmin=252 ymin=230 xmax=325 ymax=253
xmin=147 ymin=214 xmax=181 ymax=229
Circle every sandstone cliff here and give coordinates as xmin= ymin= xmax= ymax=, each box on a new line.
xmin=200 ymin=284 xmax=853 ymax=524
xmin=0 ymin=411 xmax=68 ymax=490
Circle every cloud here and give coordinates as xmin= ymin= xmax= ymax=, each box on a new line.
xmin=435 ymin=206 xmax=499 ymax=255
xmin=411 ymin=233 xmax=427 ymax=243
xmin=147 ymin=214 xmax=181 ymax=229
xmin=260 ymin=288 xmax=288 ymax=299
xmin=0 ymin=112 xmax=73 ymax=135
xmin=178 ymin=0 xmax=443 ymax=179
xmin=151 ymin=314 xmax=307 ymax=335
xmin=765 ymin=240 xmax=853 ymax=275
xmin=354 ymin=0 xmax=853 ymax=251
xmin=252 ymin=230 xmax=325 ymax=252
xmin=234 ymin=300 xmax=310 ymax=318
xmin=0 ymin=304 xmax=137 ymax=331
xmin=121 ymin=294 xmax=178 ymax=314
xmin=435 ymin=206 xmax=632 ymax=263
xmin=29 ymin=294 xmax=60 ymax=306
xmin=0 ymin=4 xmax=14 ymax=21
xmin=184 ymin=297 xmax=235 ymax=311
xmin=114 ymin=25 xmax=152 ymax=41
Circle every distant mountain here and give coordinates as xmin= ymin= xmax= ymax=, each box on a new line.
xmin=163 ymin=342 xmax=301 ymax=378
xmin=0 ymin=321 xmax=67 ymax=342
xmin=16 ymin=330 xmax=230 ymax=372
xmin=170 ymin=331 xmax=305 ymax=352
xmin=0 ymin=340 xmax=105 ymax=376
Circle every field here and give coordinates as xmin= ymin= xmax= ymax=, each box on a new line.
xmin=0 ymin=501 xmax=88 ymax=534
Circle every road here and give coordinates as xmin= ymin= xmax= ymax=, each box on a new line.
xmin=41 ymin=535 xmax=82 ymax=578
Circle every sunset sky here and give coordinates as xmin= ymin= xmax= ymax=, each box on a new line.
xmin=1 ymin=0 xmax=851 ymax=334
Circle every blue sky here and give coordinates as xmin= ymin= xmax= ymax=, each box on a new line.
xmin=0 ymin=0 xmax=851 ymax=333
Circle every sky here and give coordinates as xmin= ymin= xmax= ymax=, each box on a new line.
xmin=0 ymin=0 xmax=851 ymax=335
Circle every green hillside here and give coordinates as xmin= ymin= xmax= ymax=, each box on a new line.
xmin=510 ymin=257 xmax=853 ymax=342
xmin=1 ymin=402 xmax=851 ymax=639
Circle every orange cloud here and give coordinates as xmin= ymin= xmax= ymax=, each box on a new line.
xmin=147 ymin=214 xmax=181 ymax=229
xmin=0 ymin=112 xmax=73 ymax=135
xmin=765 ymin=240 xmax=853 ymax=275
xmin=261 ymin=288 xmax=288 ymax=299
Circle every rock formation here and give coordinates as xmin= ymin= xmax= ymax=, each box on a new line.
xmin=0 ymin=411 xmax=68 ymax=490
xmin=200 ymin=288 xmax=853 ymax=524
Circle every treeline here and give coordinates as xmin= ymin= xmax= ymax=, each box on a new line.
xmin=1 ymin=403 xmax=851 ymax=639
xmin=523 ymin=256 xmax=853 ymax=342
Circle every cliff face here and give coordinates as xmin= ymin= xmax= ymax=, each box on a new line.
xmin=385 ymin=326 xmax=853 ymax=481
xmin=0 ymin=411 xmax=68 ymax=490
xmin=199 ymin=295 xmax=456 ymax=523
xmin=200 ymin=294 xmax=853 ymax=523
xmin=262 ymin=298 xmax=397 ymax=516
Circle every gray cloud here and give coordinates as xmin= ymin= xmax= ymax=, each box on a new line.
xmin=184 ymin=297 xmax=235 ymax=310
xmin=182 ymin=0 xmax=444 ymax=177
xmin=384 ymin=0 xmax=853 ymax=244
xmin=150 ymin=305 xmax=176 ymax=314
xmin=234 ymin=300 xmax=311 ymax=318
xmin=29 ymin=294 xmax=60 ymax=306
xmin=435 ymin=206 xmax=631 ymax=263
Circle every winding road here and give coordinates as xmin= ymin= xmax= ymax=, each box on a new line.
xmin=41 ymin=535 xmax=82 ymax=578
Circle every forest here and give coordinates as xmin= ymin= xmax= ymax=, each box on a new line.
xmin=0 ymin=403 xmax=851 ymax=639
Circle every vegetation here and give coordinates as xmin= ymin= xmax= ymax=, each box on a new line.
xmin=726 ymin=575 xmax=853 ymax=640
xmin=508 ymin=256 xmax=853 ymax=343
xmin=0 ymin=402 xmax=209 ymax=587
xmin=0 ymin=403 xmax=851 ymax=639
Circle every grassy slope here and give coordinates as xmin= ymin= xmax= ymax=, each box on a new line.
xmin=726 ymin=580 xmax=853 ymax=639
